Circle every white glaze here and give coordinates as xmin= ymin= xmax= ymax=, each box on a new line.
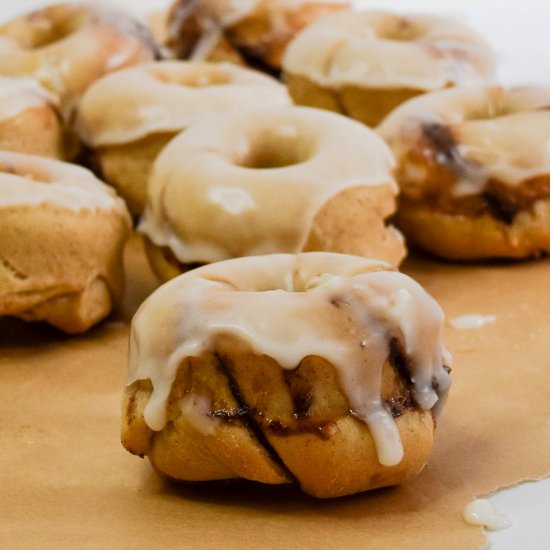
xmin=139 ymin=106 xmax=397 ymax=264
xmin=0 ymin=76 xmax=59 ymax=120
xmin=0 ymin=151 xmax=129 ymax=214
xmin=378 ymin=85 xmax=550 ymax=190
xmin=283 ymin=10 xmax=494 ymax=90
xmin=0 ymin=3 xmax=155 ymax=108
xmin=128 ymin=253 xmax=451 ymax=467
xmin=180 ymin=394 xmax=220 ymax=435
xmin=449 ymin=314 xmax=496 ymax=330
xmin=463 ymin=498 xmax=513 ymax=531
xmin=76 ymin=61 xmax=291 ymax=146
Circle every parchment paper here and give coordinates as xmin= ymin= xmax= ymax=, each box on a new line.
xmin=2 ymin=235 xmax=549 ymax=549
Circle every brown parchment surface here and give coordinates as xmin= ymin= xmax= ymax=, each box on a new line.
xmin=1 ymin=235 xmax=550 ymax=549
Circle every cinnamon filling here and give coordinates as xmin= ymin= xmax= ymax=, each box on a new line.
xmin=398 ymin=123 xmax=550 ymax=224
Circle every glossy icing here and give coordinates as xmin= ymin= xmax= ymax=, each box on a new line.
xmin=378 ymin=85 xmax=550 ymax=190
xmin=0 ymin=76 xmax=58 ymax=120
xmin=463 ymin=499 xmax=512 ymax=531
xmin=283 ymin=10 xmax=494 ymax=90
xmin=0 ymin=3 xmax=155 ymax=109
xmin=0 ymin=150 xmax=130 ymax=214
xmin=139 ymin=106 xmax=397 ymax=264
xmin=128 ymin=252 xmax=451 ymax=467
xmin=77 ymin=61 xmax=291 ymax=146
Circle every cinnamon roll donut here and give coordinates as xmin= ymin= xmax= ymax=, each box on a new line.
xmin=283 ymin=10 xmax=494 ymax=127
xmin=76 ymin=61 xmax=291 ymax=216
xmin=0 ymin=76 xmax=68 ymax=159
xmin=378 ymin=85 xmax=550 ymax=260
xmin=122 ymin=252 xmax=451 ymax=498
xmin=166 ymin=0 xmax=349 ymax=74
xmin=0 ymin=3 xmax=159 ymax=118
xmin=0 ymin=151 xmax=131 ymax=333
xmin=140 ymin=105 xmax=406 ymax=280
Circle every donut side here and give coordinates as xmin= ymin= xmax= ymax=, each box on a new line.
xmin=139 ymin=105 xmax=406 ymax=281
xmin=378 ymin=85 xmax=550 ymax=259
xmin=122 ymin=253 xmax=451 ymax=497
xmin=283 ymin=10 xmax=495 ymax=127
xmin=122 ymin=346 xmax=435 ymax=497
xmin=0 ymin=153 xmax=131 ymax=333
xmin=0 ymin=205 xmax=129 ymax=333
xmin=165 ymin=0 xmax=350 ymax=73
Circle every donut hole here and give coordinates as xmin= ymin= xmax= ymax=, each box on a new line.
xmin=154 ymin=67 xmax=235 ymax=88
xmin=466 ymin=91 xmax=519 ymax=121
xmin=237 ymin=124 xmax=313 ymax=169
xmin=10 ymin=9 xmax=88 ymax=50
xmin=376 ymin=17 xmax=428 ymax=42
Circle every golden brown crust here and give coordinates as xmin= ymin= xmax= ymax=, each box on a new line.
xmin=142 ymin=236 xmax=188 ymax=283
xmin=122 ymin=342 xmax=434 ymax=497
xmin=285 ymin=74 xmax=423 ymax=128
xmin=303 ymin=184 xmax=406 ymax=267
xmin=143 ymin=182 xmax=406 ymax=283
xmin=0 ymin=103 xmax=67 ymax=159
xmin=0 ymin=152 xmax=131 ymax=333
xmin=123 ymin=352 xmax=292 ymax=484
xmin=226 ymin=2 xmax=349 ymax=70
xmin=95 ymin=133 xmax=173 ymax=218
xmin=0 ymin=205 xmax=129 ymax=333
xmin=166 ymin=0 xmax=349 ymax=71
xmin=397 ymin=199 xmax=550 ymax=260
xmin=378 ymin=86 xmax=550 ymax=259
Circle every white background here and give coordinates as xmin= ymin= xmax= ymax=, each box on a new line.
xmin=1 ymin=0 xmax=549 ymax=548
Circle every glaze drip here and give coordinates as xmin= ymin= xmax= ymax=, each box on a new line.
xmin=128 ymin=253 xmax=451 ymax=467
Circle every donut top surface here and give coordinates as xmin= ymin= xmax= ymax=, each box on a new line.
xmin=0 ymin=3 xmax=157 ymax=106
xmin=128 ymin=252 xmax=451 ymax=467
xmin=0 ymin=150 xmax=130 ymax=215
xmin=139 ymin=106 xmax=397 ymax=264
xmin=378 ymin=85 xmax=550 ymax=194
xmin=283 ymin=10 xmax=494 ymax=90
xmin=0 ymin=75 xmax=59 ymax=121
xmin=76 ymin=61 xmax=291 ymax=146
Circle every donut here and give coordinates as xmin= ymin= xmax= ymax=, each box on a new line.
xmin=0 ymin=3 xmax=159 ymax=118
xmin=76 ymin=60 xmax=292 ymax=216
xmin=377 ymin=85 xmax=550 ymax=260
xmin=139 ymin=105 xmax=406 ymax=280
xmin=0 ymin=76 xmax=69 ymax=159
xmin=165 ymin=0 xmax=349 ymax=74
xmin=0 ymin=151 xmax=131 ymax=334
xmin=122 ymin=252 xmax=452 ymax=498
xmin=283 ymin=10 xmax=494 ymax=127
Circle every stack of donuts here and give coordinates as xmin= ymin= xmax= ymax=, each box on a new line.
xmin=4 ymin=0 xmax=545 ymax=499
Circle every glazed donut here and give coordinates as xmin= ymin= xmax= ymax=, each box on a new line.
xmin=122 ymin=252 xmax=451 ymax=498
xmin=283 ymin=10 xmax=494 ymax=127
xmin=0 ymin=3 xmax=159 ymax=118
xmin=139 ymin=105 xmax=406 ymax=280
xmin=378 ymin=85 xmax=550 ymax=260
xmin=76 ymin=60 xmax=292 ymax=216
xmin=166 ymin=0 xmax=349 ymax=73
xmin=0 ymin=76 xmax=68 ymax=159
xmin=0 ymin=151 xmax=131 ymax=334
